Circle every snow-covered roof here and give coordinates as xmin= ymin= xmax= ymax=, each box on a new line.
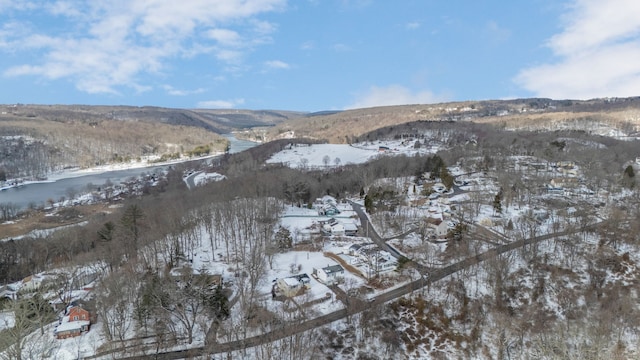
xmin=281 ymin=277 xmax=300 ymax=287
xmin=55 ymin=319 xmax=90 ymax=333
xmin=322 ymin=265 xmax=344 ymax=274
xmin=343 ymin=222 xmax=358 ymax=231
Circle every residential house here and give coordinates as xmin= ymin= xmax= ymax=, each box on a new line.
xmin=320 ymin=203 xmax=341 ymax=216
xmin=274 ymin=273 xmax=311 ymax=298
xmin=316 ymin=195 xmax=341 ymax=216
xmin=528 ymin=162 xmax=548 ymax=171
xmin=426 ymin=217 xmax=448 ymax=237
xmin=550 ymin=177 xmax=579 ymax=189
xmin=556 ymin=161 xmax=575 ymax=169
xmin=322 ymin=218 xmax=345 ymax=236
xmin=276 ymin=277 xmax=303 ymax=297
xmin=0 ymin=285 xmax=17 ymax=301
xmin=358 ymin=249 xmax=397 ymax=277
xmin=293 ymin=273 xmax=311 ymax=288
xmin=559 ymin=168 xmax=578 ymax=176
xmin=347 ymin=243 xmax=363 ymax=255
xmin=54 ymin=306 xmax=91 ymax=339
xmin=343 ymin=221 xmax=358 ymax=236
xmin=314 ymin=265 xmax=345 ymax=285
xmin=20 ymin=275 xmax=44 ymax=293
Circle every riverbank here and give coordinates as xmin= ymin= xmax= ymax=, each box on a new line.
xmin=0 ymin=151 xmax=227 ymax=192
xmin=0 ymin=133 xmax=258 ymax=192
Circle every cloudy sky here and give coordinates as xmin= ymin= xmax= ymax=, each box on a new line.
xmin=0 ymin=0 xmax=638 ymax=111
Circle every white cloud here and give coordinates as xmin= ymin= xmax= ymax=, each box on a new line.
xmin=264 ymin=60 xmax=290 ymax=69
xmin=333 ymin=43 xmax=351 ymax=52
xmin=345 ymin=85 xmax=448 ymax=109
xmin=197 ymin=98 xmax=245 ymax=109
xmin=163 ymin=85 xmax=206 ymax=96
xmin=516 ymin=0 xmax=640 ymax=99
xmin=405 ymin=21 xmax=421 ymax=30
xmin=207 ymin=28 xmax=242 ymax=47
xmin=0 ymin=1 xmax=36 ymax=12
xmin=1 ymin=0 xmax=285 ymax=94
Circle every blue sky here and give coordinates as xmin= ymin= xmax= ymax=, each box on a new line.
xmin=0 ymin=0 xmax=639 ymax=111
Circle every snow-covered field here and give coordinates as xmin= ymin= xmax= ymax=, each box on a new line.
xmin=266 ymin=140 xmax=439 ymax=169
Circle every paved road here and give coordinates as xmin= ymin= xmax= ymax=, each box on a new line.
xmin=102 ymin=218 xmax=602 ymax=360
xmin=183 ymin=171 xmax=201 ymax=190
xmin=349 ymin=200 xmax=403 ymax=259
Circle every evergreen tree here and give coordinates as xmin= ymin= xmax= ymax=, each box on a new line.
xmin=364 ymin=194 xmax=374 ymax=213
xmin=97 ymin=221 xmax=116 ymax=242
xmin=209 ymin=283 xmax=230 ymax=322
xmin=622 ymin=165 xmax=635 ymax=189
xmin=493 ymin=188 xmax=503 ymax=214
xmin=275 ymin=227 xmax=293 ymax=250
xmin=121 ymin=203 xmax=145 ymax=255
xmin=440 ymin=166 xmax=454 ymax=190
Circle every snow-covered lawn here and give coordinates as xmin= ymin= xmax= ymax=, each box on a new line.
xmin=260 ymin=251 xmax=346 ymax=314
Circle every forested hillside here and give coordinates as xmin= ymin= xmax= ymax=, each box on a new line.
xmin=0 ymin=105 xmax=298 ymax=180
xmin=251 ymin=97 xmax=640 ymax=143
xmin=2 ymin=100 xmax=640 ymax=359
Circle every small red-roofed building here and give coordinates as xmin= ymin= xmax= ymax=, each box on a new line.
xmin=54 ymin=306 xmax=91 ymax=339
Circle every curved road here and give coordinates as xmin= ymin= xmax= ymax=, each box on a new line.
xmin=104 ymin=215 xmax=600 ymax=360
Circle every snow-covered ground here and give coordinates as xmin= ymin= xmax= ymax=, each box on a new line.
xmin=266 ymin=140 xmax=440 ymax=169
xmin=0 ymin=310 xmax=15 ymax=331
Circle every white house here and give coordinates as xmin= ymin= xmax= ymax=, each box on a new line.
xmin=276 ymin=277 xmax=302 ymax=297
xmin=322 ymin=218 xmax=345 ymax=236
xmin=343 ymin=221 xmax=358 ymax=236
xmin=20 ymin=275 xmax=44 ymax=293
xmin=426 ymin=217 xmax=448 ymax=237
xmin=314 ymin=265 xmax=345 ymax=285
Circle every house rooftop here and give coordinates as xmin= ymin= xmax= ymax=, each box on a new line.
xmin=282 ymin=277 xmax=300 ymax=287
xmin=323 ymin=265 xmax=344 ymax=274
xmin=55 ymin=319 xmax=90 ymax=333
xmin=294 ymin=273 xmax=310 ymax=282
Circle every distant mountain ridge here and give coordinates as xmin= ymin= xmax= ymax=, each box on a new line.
xmin=0 ymin=104 xmax=303 ymax=133
xmin=253 ymin=97 xmax=640 ymax=143
xmin=0 ymin=105 xmax=303 ymax=180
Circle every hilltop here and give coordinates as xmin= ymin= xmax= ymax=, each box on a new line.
xmin=242 ymin=97 xmax=640 ymax=143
